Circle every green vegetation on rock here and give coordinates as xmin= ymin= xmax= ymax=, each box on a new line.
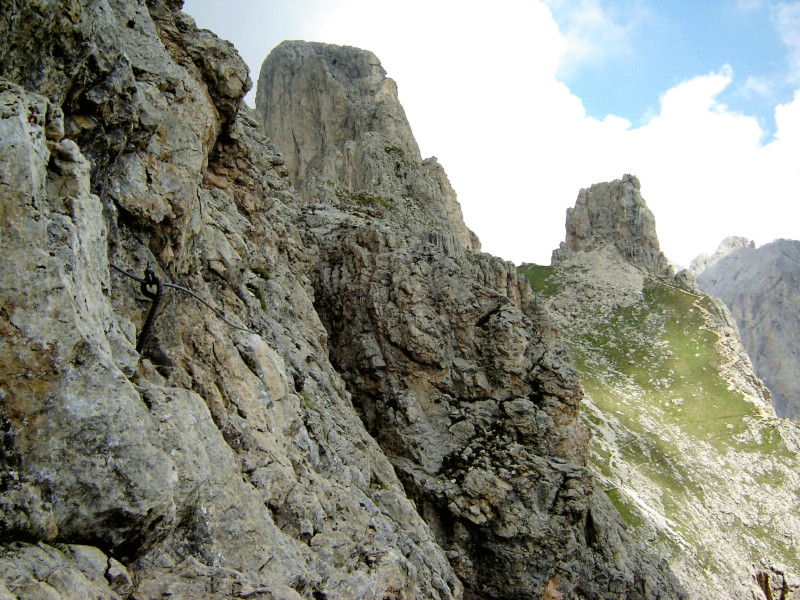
xmin=521 ymin=266 xmax=800 ymax=596
xmin=517 ymin=263 xmax=559 ymax=297
xmin=335 ymin=188 xmax=395 ymax=209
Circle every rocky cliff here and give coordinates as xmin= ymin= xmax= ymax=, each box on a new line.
xmin=694 ymin=238 xmax=800 ymax=419
xmin=552 ymin=175 xmax=674 ymax=280
xmin=0 ymin=3 xmax=684 ymax=600
xmin=257 ymin=40 xmax=479 ymax=258
xmin=522 ymin=178 xmax=800 ymax=600
xmin=257 ymin=41 xmax=688 ymax=600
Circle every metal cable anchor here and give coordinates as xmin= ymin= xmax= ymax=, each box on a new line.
xmin=110 ymin=263 xmax=252 ymax=353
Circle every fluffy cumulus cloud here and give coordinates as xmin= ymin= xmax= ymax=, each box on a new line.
xmin=543 ymin=0 xmax=647 ymax=74
xmin=626 ymin=69 xmax=799 ymax=266
xmin=186 ymin=0 xmax=800 ymax=267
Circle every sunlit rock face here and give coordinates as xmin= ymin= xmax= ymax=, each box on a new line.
xmin=696 ymin=238 xmax=800 ymax=419
xmin=257 ymin=40 xmax=479 ymax=257
xmin=0 ymin=4 xmax=459 ymax=598
xmin=0 ymin=2 xmax=686 ymax=598
xmin=552 ymin=174 xmax=674 ymax=280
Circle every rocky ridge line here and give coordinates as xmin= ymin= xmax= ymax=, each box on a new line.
xmin=689 ymin=236 xmax=754 ymax=275
xmin=530 ymin=177 xmax=799 ymax=599
xmin=0 ymin=3 xmax=688 ymax=600
xmin=258 ymin=43 xmax=686 ymax=600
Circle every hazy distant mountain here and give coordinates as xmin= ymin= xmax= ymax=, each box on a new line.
xmin=695 ymin=238 xmax=800 ymax=419
xmin=689 ymin=236 xmax=753 ymax=275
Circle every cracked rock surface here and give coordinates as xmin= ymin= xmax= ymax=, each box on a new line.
xmin=2 ymin=4 xmax=683 ymax=600
xmin=259 ymin=41 xmax=686 ymax=600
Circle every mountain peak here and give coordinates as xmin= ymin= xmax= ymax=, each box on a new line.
xmin=690 ymin=236 xmax=754 ymax=275
xmin=256 ymin=40 xmax=422 ymax=176
xmin=696 ymin=237 xmax=800 ymax=418
xmin=256 ymin=40 xmax=478 ymax=255
xmin=552 ymin=174 xmax=674 ymax=279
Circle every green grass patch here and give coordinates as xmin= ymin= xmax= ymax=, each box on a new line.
xmin=252 ymin=266 xmax=270 ymax=280
xmin=384 ymin=145 xmax=405 ymax=157
xmin=517 ymin=263 xmax=560 ymax=297
xmin=604 ymin=488 xmax=646 ymax=528
xmin=575 ymin=280 xmax=762 ymax=451
xmin=246 ymin=283 xmax=267 ymax=311
xmin=540 ymin=266 xmax=800 ymax=583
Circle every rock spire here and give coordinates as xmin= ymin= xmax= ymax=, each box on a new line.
xmin=552 ymin=174 xmax=674 ymax=279
xmin=257 ymin=40 xmax=478 ymax=256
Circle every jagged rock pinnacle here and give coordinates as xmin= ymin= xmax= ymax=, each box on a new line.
xmin=552 ymin=174 xmax=674 ymax=279
xmin=256 ymin=40 xmax=479 ymax=255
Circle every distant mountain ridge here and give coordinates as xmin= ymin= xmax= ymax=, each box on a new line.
xmin=689 ymin=236 xmax=754 ymax=275
xmin=694 ymin=238 xmax=800 ymax=419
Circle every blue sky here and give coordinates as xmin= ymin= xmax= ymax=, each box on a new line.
xmin=551 ymin=0 xmax=796 ymax=135
xmin=185 ymin=0 xmax=800 ymax=267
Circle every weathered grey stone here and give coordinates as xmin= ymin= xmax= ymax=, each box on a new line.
xmin=1 ymin=3 xmax=460 ymax=598
xmin=538 ymin=177 xmax=799 ymax=599
xmin=0 ymin=2 xmax=729 ymax=599
xmin=552 ymin=174 xmax=674 ymax=280
xmin=257 ymin=40 xmax=479 ymax=257
xmin=0 ymin=543 xmax=122 ymax=600
xmin=0 ymin=80 xmax=178 ymax=555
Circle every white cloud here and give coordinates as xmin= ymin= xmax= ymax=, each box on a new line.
xmin=735 ymin=0 xmax=766 ymax=11
xmin=187 ymin=0 xmax=800 ymax=268
xmin=737 ymin=75 xmax=775 ymax=99
xmin=773 ymin=1 xmax=800 ymax=81
xmin=544 ymin=0 xmax=646 ymax=75
xmin=460 ymin=63 xmax=800 ymax=268
xmin=620 ymin=68 xmax=781 ymax=266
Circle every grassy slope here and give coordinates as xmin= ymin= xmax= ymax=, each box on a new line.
xmin=520 ymin=264 xmax=800 ymax=596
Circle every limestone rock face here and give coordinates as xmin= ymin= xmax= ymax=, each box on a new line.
xmin=0 ymin=4 xmax=458 ymax=598
xmin=257 ymin=40 xmax=478 ymax=257
xmin=696 ymin=238 xmax=800 ymax=419
xmin=546 ymin=176 xmax=699 ymax=333
xmin=552 ymin=174 xmax=674 ymax=280
xmin=0 ymin=3 xmax=685 ymax=599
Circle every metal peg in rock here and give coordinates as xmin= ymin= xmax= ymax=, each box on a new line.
xmin=110 ymin=263 xmax=252 ymax=354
